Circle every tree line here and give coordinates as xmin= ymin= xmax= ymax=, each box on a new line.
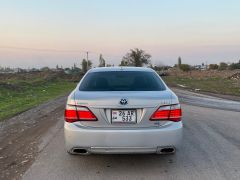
xmin=2 ymin=48 xmax=239 ymax=74
xmin=87 ymin=48 xmax=240 ymax=72
xmin=66 ymin=48 xmax=240 ymax=74
xmin=208 ymin=61 xmax=240 ymax=70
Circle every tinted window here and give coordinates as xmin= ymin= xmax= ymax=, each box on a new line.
xmin=79 ymin=71 xmax=166 ymax=91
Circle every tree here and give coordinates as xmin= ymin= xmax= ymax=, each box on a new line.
xmin=153 ymin=65 xmax=171 ymax=71
xmin=119 ymin=60 xmax=129 ymax=66
xmin=40 ymin=66 xmax=50 ymax=72
xmin=208 ymin=64 xmax=219 ymax=70
xmin=121 ymin=48 xmax=151 ymax=67
xmin=180 ymin=64 xmax=191 ymax=72
xmin=178 ymin=57 xmax=182 ymax=67
xmin=81 ymin=59 xmax=92 ymax=73
xmin=98 ymin=54 xmax=106 ymax=67
xmin=218 ymin=62 xmax=228 ymax=70
xmin=229 ymin=60 xmax=240 ymax=70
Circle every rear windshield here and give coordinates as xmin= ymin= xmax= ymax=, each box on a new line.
xmin=79 ymin=71 xmax=166 ymax=91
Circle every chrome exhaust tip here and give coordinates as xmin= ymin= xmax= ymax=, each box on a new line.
xmin=157 ymin=147 xmax=175 ymax=154
xmin=71 ymin=148 xmax=90 ymax=155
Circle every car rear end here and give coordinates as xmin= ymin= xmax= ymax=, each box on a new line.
xmin=64 ymin=67 xmax=183 ymax=155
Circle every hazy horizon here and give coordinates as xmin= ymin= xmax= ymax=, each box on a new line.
xmin=1 ymin=0 xmax=240 ymax=68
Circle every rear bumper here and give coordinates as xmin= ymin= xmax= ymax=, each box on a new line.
xmin=64 ymin=121 xmax=183 ymax=154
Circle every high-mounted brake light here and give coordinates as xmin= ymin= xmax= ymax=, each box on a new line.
xmin=65 ymin=105 xmax=97 ymax=123
xmin=150 ymin=104 xmax=182 ymax=122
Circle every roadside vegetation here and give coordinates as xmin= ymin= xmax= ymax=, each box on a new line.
xmin=162 ymin=75 xmax=240 ymax=96
xmin=0 ymin=71 xmax=78 ymax=121
xmin=159 ymin=57 xmax=240 ymax=97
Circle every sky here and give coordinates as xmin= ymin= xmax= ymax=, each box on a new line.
xmin=0 ymin=0 xmax=240 ymax=68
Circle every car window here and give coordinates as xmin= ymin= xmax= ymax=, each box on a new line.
xmin=79 ymin=71 xmax=166 ymax=91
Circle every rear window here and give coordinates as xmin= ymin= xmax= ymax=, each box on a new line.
xmin=79 ymin=71 xmax=166 ymax=91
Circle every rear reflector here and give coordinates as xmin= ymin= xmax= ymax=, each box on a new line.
xmin=65 ymin=105 xmax=97 ymax=122
xmin=150 ymin=104 xmax=182 ymax=122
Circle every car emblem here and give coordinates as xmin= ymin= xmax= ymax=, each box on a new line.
xmin=119 ymin=98 xmax=128 ymax=105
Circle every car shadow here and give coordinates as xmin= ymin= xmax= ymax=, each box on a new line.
xmin=72 ymin=153 xmax=177 ymax=171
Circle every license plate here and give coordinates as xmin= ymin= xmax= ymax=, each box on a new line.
xmin=111 ymin=110 xmax=137 ymax=123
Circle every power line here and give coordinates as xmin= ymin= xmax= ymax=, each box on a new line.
xmin=0 ymin=45 xmax=123 ymax=60
xmin=0 ymin=46 xmax=88 ymax=53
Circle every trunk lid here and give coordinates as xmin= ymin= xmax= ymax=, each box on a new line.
xmin=72 ymin=90 xmax=173 ymax=128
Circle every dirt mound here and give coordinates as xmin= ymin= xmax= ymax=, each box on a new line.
xmin=167 ymin=69 xmax=240 ymax=79
xmin=0 ymin=71 xmax=82 ymax=83
xmin=228 ymin=72 xmax=240 ymax=80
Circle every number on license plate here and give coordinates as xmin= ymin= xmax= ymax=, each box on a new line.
xmin=112 ymin=110 xmax=137 ymax=123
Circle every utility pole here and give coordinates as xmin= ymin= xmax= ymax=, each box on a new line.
xmin=86 ymin=51 xmax=89 ymax=70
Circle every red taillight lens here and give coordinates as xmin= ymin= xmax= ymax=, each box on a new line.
xmin=65 ymin=105 xmax=78 ymax=123
xmin=169 ymin=106 xmax=182 ymax=121
xmin=76 ymin=107 xmax=97 ymax=121
xmin=65 ymin=105 xmax=97 ymax=122
xmin=150 ymin=105 xmax=171 ymax=120
xmin=150 ymin=104 xmax=182 ymax=122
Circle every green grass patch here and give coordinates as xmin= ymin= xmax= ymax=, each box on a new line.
xmin=0 ymin=78 xmax=76 ymax=121
xmin=162 ymin=76 xmax=240 ymax=96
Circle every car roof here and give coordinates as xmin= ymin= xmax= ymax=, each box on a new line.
xmin=88 ymin=67 xmax=155 ymax=73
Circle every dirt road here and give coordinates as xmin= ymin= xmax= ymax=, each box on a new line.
xmin=1 ymin=90 xmax=240 ymax=180
xmin=0 ymin=95 xmax=68 ymax=180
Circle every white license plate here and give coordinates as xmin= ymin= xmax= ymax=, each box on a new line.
xmin=111 ymin=110 xmax=137 ymax=123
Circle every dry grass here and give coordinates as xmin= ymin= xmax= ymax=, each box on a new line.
xmin=0 ymin=72 xmax=79 ymax=120
xmin=162 ymin=69 xmax=240 ymax=96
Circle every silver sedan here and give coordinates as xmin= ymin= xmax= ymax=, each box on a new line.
xmin=64 ymin=67 xmax=182 ymax=155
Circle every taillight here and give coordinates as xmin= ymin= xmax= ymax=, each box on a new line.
xmin=65 ymin=105 xmax=78 ymax=122
xmin=76 ymin=107 xmax=97 ymax=121
xmin=169 ymin=104 xmax=182 ymax=121
xmin=65 ymin=105 xmax=97 ymax=123
xmin=150 ymin=104 xmax=182 ymax=122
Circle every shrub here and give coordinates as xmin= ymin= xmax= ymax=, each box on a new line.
xmin=208 ymin=64 xmax=219 ymax=70
xmin=229 ymin=62 xmax=240 ymax=70
xmin=180 ymin=64 xmax=191 ymax=72
xmin=218 ymin=62 xmax=228 ymax=70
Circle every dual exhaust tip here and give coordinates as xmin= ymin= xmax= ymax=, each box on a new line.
xmin=70 ymin=147 xmax=175 ymax=155
xmin=71 ymin=148 xmax=89 ymax=155
xmin=157 ymin=147 xmax=175 ymax=154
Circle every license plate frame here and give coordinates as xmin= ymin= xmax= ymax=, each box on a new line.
xmin=111 ymin=109 xmax=137 ymax=124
